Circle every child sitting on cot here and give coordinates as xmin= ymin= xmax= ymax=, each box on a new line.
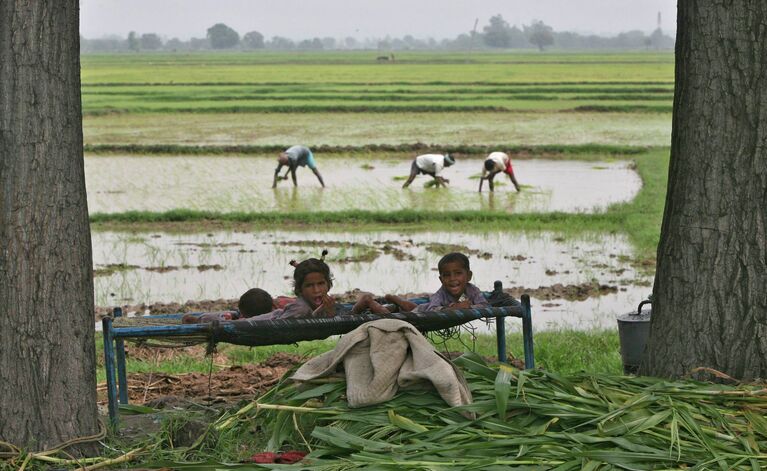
xmin=385 ymin=252 xmax=489 ymax=312
xmin=270 ymin=250 xmax=390 ymax=318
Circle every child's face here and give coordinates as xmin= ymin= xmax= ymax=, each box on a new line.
xmin=438 ymin=261 xmax=472 ymax=299
xmin=300 ymin=272 xmax=330 ymax=308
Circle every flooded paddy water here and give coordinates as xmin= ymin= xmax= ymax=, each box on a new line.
xmin=93 ymin=229 xmax=653 ymax=331
xmin=85 ymin=155 xmax=641 ymax=213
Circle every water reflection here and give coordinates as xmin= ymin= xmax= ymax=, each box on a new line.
xmin=85 ymin=156 xmax=641 ymax=214
xmin=93 ymin=229 xmax=653 ymax=330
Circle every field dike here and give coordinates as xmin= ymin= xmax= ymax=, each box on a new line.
xmin=84 ymin=142 xmax=650 ymax=156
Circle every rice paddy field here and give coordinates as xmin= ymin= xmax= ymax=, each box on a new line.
xmin=77 ymin=50 xmax=765 ymax=470
xmin=83 ymin=49 xmax=674 ymax=317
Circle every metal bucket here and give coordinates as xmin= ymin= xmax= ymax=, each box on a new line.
xmin=616 ymin=299 xmax=651 ymax=374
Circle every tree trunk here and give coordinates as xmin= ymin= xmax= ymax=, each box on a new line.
xmin=642 ymin=1 xmax=767 ymax=379
xmin=0 ymin=1 xmax=99 ymax=452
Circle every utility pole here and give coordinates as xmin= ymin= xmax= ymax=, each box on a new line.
xmin=467 ymin=18 xmax=479 ymax=60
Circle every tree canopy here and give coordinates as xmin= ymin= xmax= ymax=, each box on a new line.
xmin=526 ymin=20 xmax=554 ymax=51
xmin=242 ymin=30 xmax=265 ymax=49
xmin=207 ymin=23 xmax=240 ymax=49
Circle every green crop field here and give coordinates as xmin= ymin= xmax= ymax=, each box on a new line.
xmin=82 ymin=50 xmax=673 ymax=259
xmin=80 ymin=51 xmax=674 ymax=116
xmin=81 ymin=51 xmax=674 ymax=151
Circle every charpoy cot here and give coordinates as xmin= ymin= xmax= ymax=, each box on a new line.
xmin=101 ymin=281 xmax=534 ymax=424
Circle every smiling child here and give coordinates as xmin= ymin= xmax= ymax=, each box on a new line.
xmin=386 ymin=252 xmax=488 ymax=312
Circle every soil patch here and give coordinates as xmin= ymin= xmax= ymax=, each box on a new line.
xmin=97 ymin=353 xmax=303 ymax=405
xmin=507 ymin=282 xmax=618 ymax=301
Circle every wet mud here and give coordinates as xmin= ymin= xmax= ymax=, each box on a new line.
xmin=92 ymin=229 xmax=654 ymax=329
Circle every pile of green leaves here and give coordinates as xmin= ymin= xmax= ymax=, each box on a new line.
xmin=216 ymin=352 xmax=767 ymax=470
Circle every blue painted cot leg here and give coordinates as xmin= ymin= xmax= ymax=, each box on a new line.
xmin=521 ymin=294 xmax=535 ymax=369
xmin=494 ymin=281 xmax=507 ymax=363
xmin=496 ymin=312 xmax=507 ymax=363
xmin=114 ymin=307 xmax=129 ymax=405
xmin=102 ymin=316 xmax=119 ymax=426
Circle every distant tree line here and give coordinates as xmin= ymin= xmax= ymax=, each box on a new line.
xmin=80 ymin=16 xmax=674 ymax=53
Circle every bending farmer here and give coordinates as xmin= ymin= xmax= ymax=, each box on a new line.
xmin=479 ymin=151 xmax=520 ymax=192
xmin=273 ymin=145 xmax=325 ymax=188
xmin=402 ymin=153 xmax=455 ymax=188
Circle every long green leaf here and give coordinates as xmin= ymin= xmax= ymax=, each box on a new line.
xmin=494 ymin=365 xmax=514 ymax=420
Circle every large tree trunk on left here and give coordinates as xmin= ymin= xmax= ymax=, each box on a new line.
xmin=0 ymin=1 xmax=99 ymax=452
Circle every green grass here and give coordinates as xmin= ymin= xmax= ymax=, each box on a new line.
xmin=84 ymin=143 xmax=649 ymax=156
xmin=81 ymin=51 xmax=674 ymax=85
xmin=81 ymin=83 xmax=672 ymax=114
xmin=83 ymin=111 xmax=671 ymax=148
xmin=79 ymin=51 xmax=674 ymax=116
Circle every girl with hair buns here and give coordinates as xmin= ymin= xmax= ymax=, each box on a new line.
xmin=271 ymin=250 xmax=390 ymax=319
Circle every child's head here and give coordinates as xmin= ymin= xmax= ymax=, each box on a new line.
xmin=291 ymin=250 xmax=333 ymax=308
xmin=238 ymin=288 xmax=274 ymax=318
xmin=437 ymin=252 xmax=473 ymax=299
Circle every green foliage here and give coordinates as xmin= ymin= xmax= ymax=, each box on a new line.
xmin=241 ymin=30 xmax=264 ymax=50
xmin=525 ymin=20 xmax=555 ymax=51
xmin=206 ymin=23 xmax=239 ymax=49
xmin=205 ymin=354 xmax=767 ymax=469
xmin=483 ymin=15 xmax=514 ymax=48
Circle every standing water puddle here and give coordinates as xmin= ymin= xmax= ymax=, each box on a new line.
xmin=94 ymin=229 xmax=653 ymax=331
xmin=85 ymin=156 xmax=641 ymax=213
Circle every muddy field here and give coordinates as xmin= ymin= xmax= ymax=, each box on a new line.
xmin=93 ymin=229 xmax=654 ymax=330
xmin=85 ymin=156 xmax=641 ymax=213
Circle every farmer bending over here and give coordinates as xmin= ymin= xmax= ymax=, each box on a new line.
xmin=402 ymin=153 xmax=455 ymax=188
xmin=479 ymin=151 xmax=520 ymax=192
xmin=273 ymin=145 xmax=325 ymax=188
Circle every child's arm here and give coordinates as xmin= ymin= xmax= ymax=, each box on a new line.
xmin=311 ymin=294 xmax=336 ymax=317
xmin=468 ymin=284 xmax=490 ymax=308
xmin=448 ymin=299 xmax=472 ymax=309
xmin=384 ymin=294 xmax=418 ymax=312
xmin=352 ymin=293 xmax=391 ymax=315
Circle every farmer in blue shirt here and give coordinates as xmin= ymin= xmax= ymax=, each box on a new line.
xmin=272 ymin=145 xmax=325 ymax=188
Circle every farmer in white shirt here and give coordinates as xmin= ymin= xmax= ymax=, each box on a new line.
xmin=478 ymin=151 xmax=521 ymax=192
xmin=401 ymin=153 xmax=455 ymax=188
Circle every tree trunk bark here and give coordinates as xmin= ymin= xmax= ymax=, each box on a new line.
xmin=642 ymin=1 xmax=767 ymax=379
xmin=0 ymin=0 xmax=99 ymax=452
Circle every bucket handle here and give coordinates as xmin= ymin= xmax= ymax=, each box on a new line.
xmin=635 ymin=299 xmax=651 ymax=315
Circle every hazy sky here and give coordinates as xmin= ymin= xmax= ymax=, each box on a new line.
xmin=80 ymin=0 xmax=677 ymax=41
